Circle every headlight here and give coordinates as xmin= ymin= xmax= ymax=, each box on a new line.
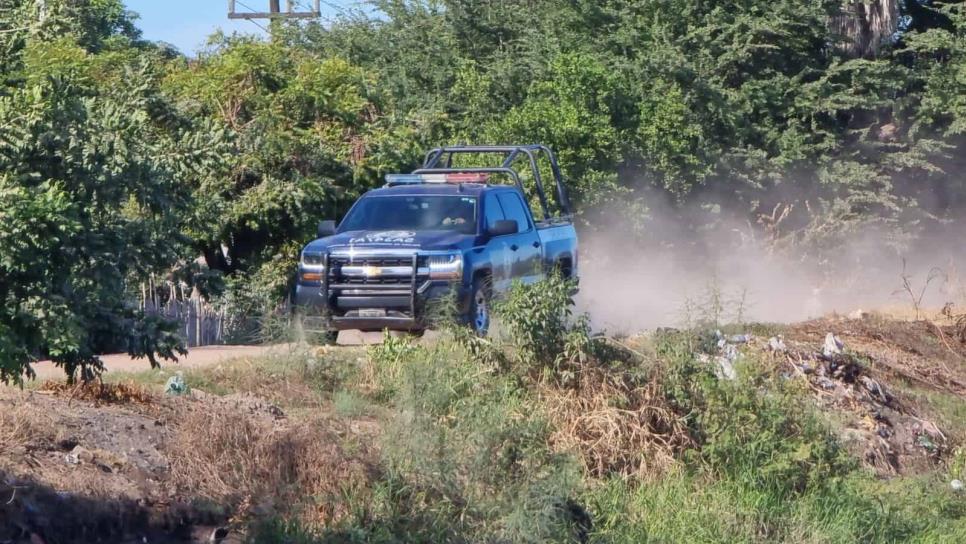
xmin=301 ymin=253 xmax=325 ymax=282
xmin=302 ymin=253 xmax=324 ymax=266
xmin=427 ymin=253 xmax=463 ymax=281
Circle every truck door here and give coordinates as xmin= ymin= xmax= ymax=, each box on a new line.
xmin=483 ymin=192 xmax=513 ymax=292
xmin=496 ymin=192 xmax=543 ymax=284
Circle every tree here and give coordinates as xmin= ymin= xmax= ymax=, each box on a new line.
xmin=0 ymin=1 xmax=226 ymax=383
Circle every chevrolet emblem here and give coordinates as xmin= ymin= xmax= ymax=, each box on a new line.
xmin=363 ymin=266 xmax=382 ymax=277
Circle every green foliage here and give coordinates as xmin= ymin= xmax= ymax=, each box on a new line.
xmin=590 ymin=330 xmax=966 ymax=542
xmin=4 ymin=0 xmax=966 ymax=385
xmin=587 ymin=468 xmax=966 ymax=543
xmin=495 ymin=274 xmax=595 ymax=384
xmin=0 ymin=8 xmax=227 ymax=382
xmin=657 ymin=330 xmax=849 ymax=492
xmin=164 ymin=36 xmax=408 ymax=304
xmin=360 ymin=335 xmax=584 ymax=542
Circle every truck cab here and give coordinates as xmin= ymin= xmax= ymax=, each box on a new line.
xmin=293 ymin=145 xmax=578 ymax=338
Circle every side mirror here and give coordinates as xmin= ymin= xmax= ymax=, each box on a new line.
xmin=489 ymin=219 xmax=518 ymax=237
xmin=317 ymin=220 xmax=336 ymax=238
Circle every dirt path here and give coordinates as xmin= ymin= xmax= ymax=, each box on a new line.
xmin=29 ymin=344 xmax=284 ymax=381
xmin=27 ymin=330 xmax=413 ymax=381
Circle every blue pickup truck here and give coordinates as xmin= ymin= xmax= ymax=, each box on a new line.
xmin=293 ymin=144 xmax=578 ymax=340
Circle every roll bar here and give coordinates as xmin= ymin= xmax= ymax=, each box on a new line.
xmin=419 ymin=144 xmax=573 ymax=220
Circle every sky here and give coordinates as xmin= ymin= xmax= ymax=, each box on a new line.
xmin=122 ymin=1 xmax=352 ymax=56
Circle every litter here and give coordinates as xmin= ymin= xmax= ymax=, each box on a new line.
xmin=822 ymin=333 xmax=844 ymax=357
xmin=164 ymin=371 xmax=189 ymax=396
xmin=698 ymin=330 xmax=748 ymax=380
xmin=767 ymin=336 xmax=787 ymax=352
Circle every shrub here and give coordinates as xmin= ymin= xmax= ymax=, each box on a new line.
xmin=496 ymin=274 xmax=595 ymax=384
xmin=360 ymin=334 xmax=586 ymax=542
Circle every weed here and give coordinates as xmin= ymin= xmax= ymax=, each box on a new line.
xmin=38 ymin=380 xmax=155 ymax=405
xmin=539 ymin=366 xmax=693 ymax=480
xmin=496 ymin=273 xmax=595 ymax=385
xmin=104 ymin=346 xmax=362 ymax=408
xmin=361 ymin=335 xmax=586 ymax=542
xmin=0 ymin=403 xmax=55 ymax=455
xmin=333 ymin=389 xmax=369 ymax=417
xmin=896 ymin=258 xmax=946 ymax=320
xmin=167 ymin=404 xmax=373 ymax=526
xmin=680 ymin=277 xmax=749 ymax=331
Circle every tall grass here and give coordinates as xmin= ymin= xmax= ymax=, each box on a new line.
xmin=130 ymin=277 xmax=966 ymax=542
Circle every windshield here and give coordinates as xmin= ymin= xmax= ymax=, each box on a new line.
xmin=339 ymin=195 xmax=478 ymax=234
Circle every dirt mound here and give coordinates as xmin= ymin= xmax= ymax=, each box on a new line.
xmin=790 ymin=316 xmax=966 ymax=395
xmin=0 ymin=384 xmax=375 ymax=543
xmin=769 ymin=316 xmax=966 ymax=476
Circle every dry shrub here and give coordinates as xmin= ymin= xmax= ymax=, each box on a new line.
xmin=39 ymin=380 xmax=155 ymax=405
xmin=540 ymin=367 xmax=694 ymax=480
xmin=0 ymin=402 xmax=55 ymax=453
xmin=168 ymin=401 xmax=373 ymax=526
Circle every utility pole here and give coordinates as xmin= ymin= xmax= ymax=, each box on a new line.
xmin=228 ymin=0 xmax=321 ymax=20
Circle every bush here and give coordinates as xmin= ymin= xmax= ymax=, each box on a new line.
xmin=587 ymin=331 xmax=966 ymax=542
xmin=495 ymin=274 xmax=595 ymax=385
xmin=357 ymin=334 xmax=586 ymax=542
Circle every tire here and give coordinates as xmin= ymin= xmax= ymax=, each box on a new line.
xmin=467 ymin=276 xmax=492 ymax=337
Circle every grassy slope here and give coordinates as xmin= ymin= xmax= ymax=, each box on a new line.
xmin=101 ymin=345 xmax=962 ymax=540
xmin=88 ymin=283 xmax=966 ymax=543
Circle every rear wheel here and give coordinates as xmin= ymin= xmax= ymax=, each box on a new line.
xmin=467 ymin=276 xmax=491 ymax=337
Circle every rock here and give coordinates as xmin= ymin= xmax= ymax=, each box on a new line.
xmin=878 ymin=123 xmax=898 ymax=142
xmin=849 ymin=309 xmax=869 ymax=320
xmin=767 ymin=336 xmax=787 ymax=352
xmin=64 ymin=445 xmax=126 ymax=471
xmin=952 ymin=479 xmax=964 ymax=492
xmin=65 ymin=445 xmax=93 ymax=465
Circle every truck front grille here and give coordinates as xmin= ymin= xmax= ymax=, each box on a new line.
xmin=327 ymin=255 xmax=428 ymax=286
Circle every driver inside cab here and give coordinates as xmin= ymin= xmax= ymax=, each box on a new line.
xmin=442 ymin=199 xmax=474 ymax=227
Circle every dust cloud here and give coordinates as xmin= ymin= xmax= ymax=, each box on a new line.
xmin=575 ymin=208 xmax=966 ymax=334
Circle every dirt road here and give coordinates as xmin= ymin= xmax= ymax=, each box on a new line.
xmin=29 ymin=345 xmax=281 ymax=380
xmin=27 ymin=330 xmax=404 ymax=381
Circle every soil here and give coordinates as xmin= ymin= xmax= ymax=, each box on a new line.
xmin=775 ymin=315 xmax=966 ymax=475
xmin=0 ymin=381 xmax=376 ymax=544
xmin=789 ymin=315 xmax=966 ymax=395
xmin=3 ymin=317 xmax=963 ymax=541
xmin=28 ymin=345 xmax=281 ymax=381
xmin=28 ymin=330 xmax=417 ymax=380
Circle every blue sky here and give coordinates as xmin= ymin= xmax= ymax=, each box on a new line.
xmin=122 ymin=1 xmax=350 ymax=56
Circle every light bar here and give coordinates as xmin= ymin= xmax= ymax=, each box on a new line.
xmin=445 ymin=172 xmax=490 ymax=183
xmin=384 ymin=172 xmax=491 ymax=186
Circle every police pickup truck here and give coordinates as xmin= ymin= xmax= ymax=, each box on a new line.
xmin=293 ymin=145 xmax=578 ymax=339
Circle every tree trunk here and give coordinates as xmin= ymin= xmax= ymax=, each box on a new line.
xmin=831 ymin=0 xmax=899 ymax=58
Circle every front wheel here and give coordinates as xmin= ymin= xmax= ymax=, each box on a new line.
xmin=467 ymin=276 xmax=491 ymax=337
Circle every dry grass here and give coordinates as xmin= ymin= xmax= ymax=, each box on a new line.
xmin=539 ymin=366 xmax=694 ymax=480
xmin=167 ymin=400 xmax=375 ymax=527
xmin=0 ymin=402 xmax=55 ymax=455
xmin=38 ymin=380 xmax=156 ymax=405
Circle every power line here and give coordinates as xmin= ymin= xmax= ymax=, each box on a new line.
xmin=234 ymin=0 xmax=271 ymax=32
